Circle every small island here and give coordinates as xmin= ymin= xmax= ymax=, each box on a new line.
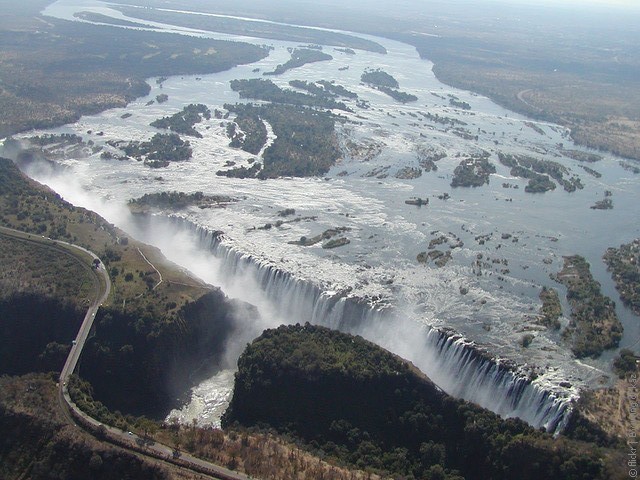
xmin=123 ymin=132 xmax=192 ymax=167
xmin=264 ymin=48 xmax=333 ymax=76
xmin=150 ymin=103 xmax=210 ymax=138
xmin=590 ymin=191 xmax=613 ymax=210
xmin=448 ymin=95 xmax=471 ymax=110
xmin=289 ymin=79 xmax=358 ymax=100
xmin=230 ymin=78 xmax=349 ymax=111
xmin=405 ymin=197 xmax=428 ymax=206
xmin=289 ymin=227 xmax=350 ymax=247
xmin=498 ymin=153 xmax=583 ymax=193
xmin=360 ymin=68 xmax=417 ymax=103
xmin=127 ymin=191 xmax=236 ymax=214
xmin=450 ymin=153 xmax=496 ymax=187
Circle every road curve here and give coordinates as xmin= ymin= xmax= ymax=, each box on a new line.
xmin=1 ymin=226 xmax=252 ymax=480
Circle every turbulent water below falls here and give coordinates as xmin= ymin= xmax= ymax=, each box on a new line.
xmin=17 ymin=0 xmax=640 ymax=429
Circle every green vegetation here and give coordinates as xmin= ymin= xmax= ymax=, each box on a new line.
xmin=0 ymin=228 xmax=100 ymax=376
xmin=591 ymin=198 xmax=613 ymax=210
xmin=223 ymin=324 xmax=621 ymax=480
xmin=123 ymin=133 xmax=192 ymax=166
xmin=216 ymin=162 xmax=262 ymax=179
xmin=0 ymin=291 xmax=83 ymax=375
xmin=555 ymin=255 xmax=623 ymax=358
xmin=227 ymin=113 xmax=267 ymax=154
xmin=29 ymin=133 xmax=84 ymax=147
xmin=561 ymin=150 xmax=602 ymax=163
xmin=68 ymin=374 xmax=154 ymax=433
xmin=377 ymin=86 xmax=418 ymax=103
xmin=361 ymin=68 xmax=399 ymax=88
xmin=538 ymin=286 xmax=562 ymax=329
xmin=155 ymin=93 xmax=169 ymax=104
xmin=580 ymin=165 xmax=602 ymax=178
xmin=396 ymin=166 xmax=422 ymax=179
xmin=0 ymin=14 xmax=268 ymax=138
xmin=591 ymin=191 xmax=614 ymax=210
xmin=150 ymin=103 xmax=211 ymax=138
xmin=230 ymin=78 xmax=349 ymax=111
xmin=316 ymin=80 xmax=358 ymax=99
xmin=498 ymin=153 xmax=583 ymax=193
xmin=603 ymin=238 xmax=640 ymax=315
xmin=66 ymin=375 xmax=377 ymax=480
xmin=520 ymin=333 xmax=535 ymax=348
xmin=80 ymin=289 xmax=255 ymax=415
xmin=0 ymin=157 xmax=268 ymax=474
xmin=0 ymin=158 xmax=374 ymax=479
xmin=361 ymin=69 xmax=417 ymax=103
xmin=264 ymin=48 xmax=333 ymax=75
xmin=224 ymin=103 xmax=342 ymax=178
xmin=450 ymin=153 xmax=496 ymax=187
xmin=290 ymin=79 xmax=358 ymax=100
xmin=0 ymin=157 xmax=95 ymax=242
xmin=613 ymin=349 xmax=638 ymax=378
xmin=128 ymin=191 xmax=236 ymax=214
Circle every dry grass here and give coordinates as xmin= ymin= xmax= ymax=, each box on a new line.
xmin=577 ymin=363 xmax=640 ymax=441
xmin=156 ymin=424 xmax=386 ymax=480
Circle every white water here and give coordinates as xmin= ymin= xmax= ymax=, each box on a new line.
xmin=17 ymin=0 xmax=640 ymax=430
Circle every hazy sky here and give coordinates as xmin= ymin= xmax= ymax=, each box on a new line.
xmin=506 ymin=0 xmax=640 ymax=8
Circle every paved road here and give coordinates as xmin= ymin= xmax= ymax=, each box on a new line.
xmin=1 ymin=226 xmax=252 ymax=480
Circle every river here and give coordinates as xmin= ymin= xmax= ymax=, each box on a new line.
xmin=14 ymin=0 xmax=640 ymax=428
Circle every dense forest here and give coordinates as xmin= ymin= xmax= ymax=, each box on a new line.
xmin=224 ymin=324 xmax=623 ymax=480
xmin=224 ymin=103 xmax=342 ymax=178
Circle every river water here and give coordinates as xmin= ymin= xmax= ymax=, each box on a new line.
xmin=18 ymin=0 xmax=640 ymax=426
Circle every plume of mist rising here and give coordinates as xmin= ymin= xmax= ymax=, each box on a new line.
xmin=14 ymin=156 xmax=294 ymax=373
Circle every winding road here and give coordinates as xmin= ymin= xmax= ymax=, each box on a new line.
xmin=0 ymin=226 xmax=252 ymax=480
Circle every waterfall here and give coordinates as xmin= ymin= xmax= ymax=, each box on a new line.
xmin=134 ymin=214 xmax=573 ymax=433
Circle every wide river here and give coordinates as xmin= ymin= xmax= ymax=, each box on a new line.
xmin=16 ymin=0 xmax=640 ymax=426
